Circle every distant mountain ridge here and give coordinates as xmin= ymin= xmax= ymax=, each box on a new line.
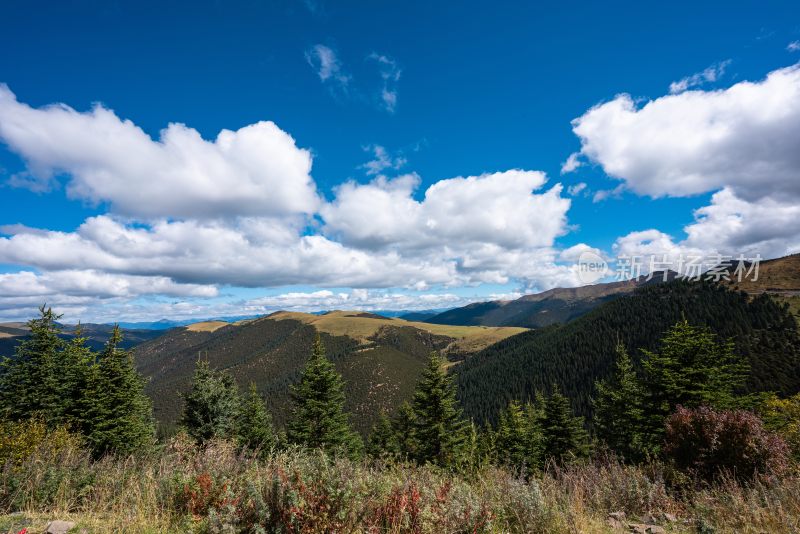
xmin=0 ymin=321 xmax=165 ymax=356
xmin=425 ymin=276 xmax=656 ymax=328
xmin=428 ymin=253 xmax=800 ymax=329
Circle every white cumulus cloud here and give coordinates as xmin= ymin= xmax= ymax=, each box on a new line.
xmin=570 ymin=64 xmax=800 ymax=202
xmin=0 ymin=85 xmax=319 ymax=220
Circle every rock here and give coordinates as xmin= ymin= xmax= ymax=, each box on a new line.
xmin=661 ymin=512 xmax=677 ymax=523
xmin=45 ymin=521 xmax=76 ymax=534
xmin=640 ymin=514 xmax=658 ymax=525
xmin=628 ymin=524 xmax=665 ymax=534
xmin=606 ymin=511 xmax=627 ymax=529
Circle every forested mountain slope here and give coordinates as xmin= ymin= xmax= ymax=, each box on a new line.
xmin=456 ymin=280 xmax=800 ymax=425
xmin=426 ymin=277 xmax=648 ymax=328
xmin=134 ymin=311 xmax=524 ymax=434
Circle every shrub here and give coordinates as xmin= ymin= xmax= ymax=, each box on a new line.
xmin=759 ymin=392 xmax=800 ymax=460
xmin=0 ymin=418 xmax=81 ymax=467
xmin=664 ymin=406 xmax=790 ymax=481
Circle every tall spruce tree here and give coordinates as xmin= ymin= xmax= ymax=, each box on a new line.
xmin=641 ymin=320 xmax=749 ymax=450
xmin=236 ymin=382 xmax=277 ymax=453
xmin=0 ymin=306 xmax=91 ymax=427
xmin=286 ymin=335 xmax=362 ymax=457
xmin=80 ymin=326 xmax=155 ymax=456
xmin=541 ymin=388 xmax=589 ymax=465
xmin=181 ymin=360 xmax=241 ymax=443
xmin=410 ymin=352 xmax=469 ymax=467
xmin=593 ymin=343 xmax=650 ymax=462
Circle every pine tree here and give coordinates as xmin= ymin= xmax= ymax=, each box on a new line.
xmin=80 ymin=326 xmax=155 ymax=456
xmin=641 ymin=320 xmax=749 ymax=450
xmin=0 ymin=306 xmax=90 ymax=427
xmin=236 ymin=382 xmax=277 ymax=454
xmin=542 ymin=388 xmax=589 ymax=465
xmin=181 ymin=360 xmax=240 ymax=443
xmin=593 ymin=343 xmax=650 ymax=462
xmin=286 ymin=335 xmax=362 ymax=457
xmin=410 ymin=352 xmax=469 ymax=467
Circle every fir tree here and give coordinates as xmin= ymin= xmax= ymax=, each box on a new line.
xmin=541 ymin=388 xmax=589 ymax=465
xmin=367 ymin=411 xmax=398 ymax=457
xmin=410 ymin=352 xmax=469 ymax=467
xmin=494 ymin=398 xmax=545 ymax=473
xmin=391 ymin=401 xmax=417 ymax=459
xmin=286 ymin=335 xmax=362 ymax=457
xmin=236 ymin=382 xmax=277 ymax=454
xmin=181 ymin=360 xmax=240 ymax=443
xmin=0 ymin=306 xmax=90 ymax=427
xmin=495 ymin=400 xmax=530 ymax=469
xmin=641 ymin=320 xmax=749 ymax=450
xmin=593 ymin=343 xmax=650 ymax=462
xmin=80 ymin=326 xmax=155 ymax=456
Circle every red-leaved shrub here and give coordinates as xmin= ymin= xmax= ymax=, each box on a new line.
xmin=664 ymin=405 xmax=790 ymax=481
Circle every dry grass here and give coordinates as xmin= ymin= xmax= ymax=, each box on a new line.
xmin=3 ymin=436 xmax=800 ymax=533
xmin=184 ymin=321 xmax=229 ymax=333
xmin=727 ymin=253 xmax=800 ymax=293
xmin=269 ymin=310 xmax=527 ymax=352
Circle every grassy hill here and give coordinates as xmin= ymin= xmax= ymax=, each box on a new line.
xmin=134 ymin=311 xmax=524 ymax=435
xmin=456 ymin=279 xmax=800 ymax=426
xmin=724 ymin=253 xmax=800 ymax=293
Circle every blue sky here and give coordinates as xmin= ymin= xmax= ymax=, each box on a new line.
xmin=0 ymin=0 xmax=799 ymax=322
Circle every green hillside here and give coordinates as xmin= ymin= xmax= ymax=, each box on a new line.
xmin=134 ymin=311 xmax=524 ymax=434
xmin=456 ymin=279 xmax=800 ymax=425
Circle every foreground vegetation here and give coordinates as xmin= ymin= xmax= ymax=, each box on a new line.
xmin=2 ymin=432 xmax=800 ymax=533
xmin=2 ymin=295 xmax=800 ymax=532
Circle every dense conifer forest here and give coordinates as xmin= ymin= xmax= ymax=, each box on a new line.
xmin=457 ymin=279 xmax=800 ymax=425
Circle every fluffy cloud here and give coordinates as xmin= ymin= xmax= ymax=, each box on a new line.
xmin=570 ymin=64 xmax=800 ymax=202
xmin=0 ymin=216 xmax=458 ymax=289
xmin=0 ymin=270 xmax=217 ymax=322
xmin=613 ymin=188 xmax=800 ymax=267
xmin=788 ymin=41 xmax=800 ymax=52
xmin=322 ymin=170 xmax=570 ymax=251
xmin=566 ymin=63 xmax=800 ymax=265
xmin=0 ymin=85 xmax=318 ymax=219
xmin=245 ymin=289 xmax=469 ymax=312
xmin=0 ymin=87 xmax=592 ymax=321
